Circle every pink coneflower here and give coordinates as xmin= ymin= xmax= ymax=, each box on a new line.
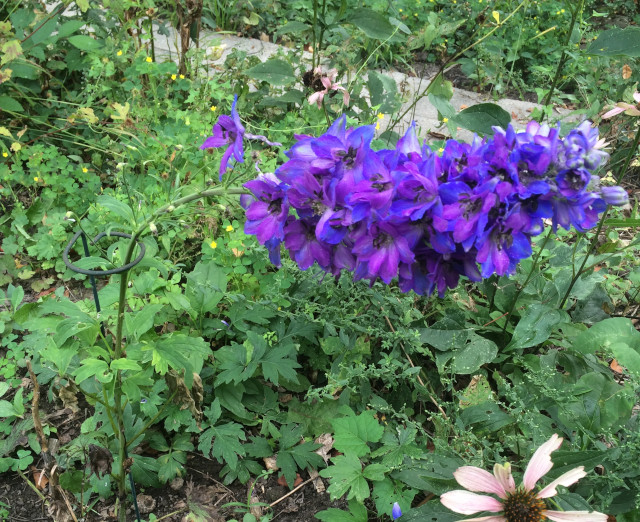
xmin=440 ymin=434 xmax=608 ymax=522
xmin=307 ymin=67 xmax=350 ymax=108
xmin=602 ymin=91 xmax=640 ymax=119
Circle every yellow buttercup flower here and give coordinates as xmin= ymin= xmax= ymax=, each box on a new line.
xmin=146 ymin=56 xmax=153 ymax=63
xmin=171 ymin=74 xmax=177 ymax=80
xmin=117 ymin=50 xmax=123 ymax=56
xmin=2 ymin=152 xmax=7 ymax=158
xmin=179 ymin=74 xmax=185 ymax=79
xmin=226 ymin=225 xmax=233 ymax=232
xmin=82 ymin=167 xmax=88 ymax=173
xmin=211 ymin=105 xmax=217 ymax=112
xmin=34 ymin=176 xmax=40 ymax=182
xmin=443 ymin=117 xmax=449 ymax=123
xmin=210 ymin=240 xmax=217 ymax=249
xmin=438 ymin=147 xmax=444 ymax=154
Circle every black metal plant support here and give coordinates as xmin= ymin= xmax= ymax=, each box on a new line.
xmin=63 ymin=230 xmax=145 ymax=522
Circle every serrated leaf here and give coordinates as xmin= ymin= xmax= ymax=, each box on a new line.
xmin=260 ymin=343 xmax=300 ymax=385
xmin=319 ymin=454 xmax=370 ymax=502
xmin=150 ymin=334 xmax=210 ymax=387
xmin=332 ymin=410 xmax=384 ymax=458
xmin=198 ymin=421 xmax=246 ymax=470
xmin=451 ymin=103 xmax=511 ymax=136
xmin=246 ymin=59 xmax=295 ymax=86
xmin=73 ymin=358 xmax=112 ymax=384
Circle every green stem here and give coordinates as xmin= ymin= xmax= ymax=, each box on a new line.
xmin=540 ymin=0 xmax=584 ymax=113
xmin=110 ymin=186 xmax=248 ymax=519
xmin=126 ymin=390 xmax=178 ymax=449
xmin=502 ymin=228 xmax=553 ymax=332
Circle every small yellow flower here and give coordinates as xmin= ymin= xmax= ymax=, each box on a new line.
xmin=117 ymin=50 xmax=123 ymax=56
xmin=587 ymin=56 xmax=592 ymax=60
xmin=438 ymin=147 xmax=444 ymax=154
xmin=171 ymin=74 xmax=177 ymax=80
xmin=226 ymin=225 xmax=233 ymax=232
xmin=414 ymin=12 xmax=418 ymax=16
xmin=443 ymin=117 xmax=449 ymax=123
xmin=34 ymin=176 xmax=40 ymax=182
xmin=560 ymin=8 xmax=565 ymax=13
xmin=210 ymin=240 xmax=217 ymax=249
xmin=179 ymin=74 xmax=185 ymax=79
xmin=82 ymin=167 xmax=88 ymax=173
xmin=399 ymin=8 xmax=403 ymax=12
xmin=375 ymin=121 xmax=381 ymax=131
xmin=377 ymin=113 xmax=384 ymax=119
xmin=2 ymin=152 xmax=7 ymax=158
xmin=210 ymin=105 xmax=217 ymax=112
xmin=185 ymin=117 xmax=191 ymax=126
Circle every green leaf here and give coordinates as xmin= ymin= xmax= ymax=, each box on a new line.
xmin=277 ymin=439 xmax=324 ymax=488
xmin=73 ymin=358 xmax=112 ymax=384
xmin=506 ymin=304 xmax=569 ymax=351
xmin=460 ymin=401 xmax=514 ymax=432
xmin=370 ymin=427 xmax=423 ymax=467
xmin=0 ymin=96 xmax=24 ymax=113
xmin=367 ymin=71 xmax=400 ymax=114
xmin=198 ymin=421 xmax=246 ymax=470
xmin=391 ymin=455 xmax=461 ymax=495
xmin=451 ymin=103 xmax=511 ymax=136
xmin=126 ymin=303 xmax=164 ymax=341
xmin=259 ymin=343 xmax=300 ymax=386
xmin=57 ymin=20 xmax=86 ymax=39
xmin=110 ymin=359 xmax=142 ymax=372
xmin=246 ymin=59 xmax=296 ymax=86
xmin=332 ymin=410 xmax=384 ymax=458
xmin=150 ymin=334 xmax=210 ymax=387
xmin=0 ymin=400 xmax=21 ymax=418
xmin=400 ymin=500 xmax=460 ymax=522
xmin=67 ymin=34 xmax=103 ymax=51
xmin=96 ymin=195 xmax=135 ymax=224
xmin=610 ymin=342 xmax=640 ymax=376
xmin=319 ymin=454 xmax=370 ymax=502
xmin=588 ymin=26 xmax=640 ymax=57
xmin=559 ymin=373 xmax=633 ymax=433
xmin=276 ymin=21 xmax=310 ymax=35
xmin=350 ymin=8 xmax=395 ymax=40
xmin=186 ymin=260 xmax=227 ymax=315
xmin=428 ymin=94 xmax=456 ymax=119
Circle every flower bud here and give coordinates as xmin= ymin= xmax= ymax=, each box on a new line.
xmin=149 ymin=222 xmax=158 ymax=235
xmin=167 ymin=205 xmax=175 ymax=212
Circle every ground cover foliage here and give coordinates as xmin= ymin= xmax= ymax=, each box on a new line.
xmin=1 ymin=0 xmax=640 ymax=520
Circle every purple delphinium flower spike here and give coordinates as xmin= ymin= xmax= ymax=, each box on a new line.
xmin=239 ymin=115 xmax=628 ymax=296
xmin=201 ymin=95 xmax=281 ymax=180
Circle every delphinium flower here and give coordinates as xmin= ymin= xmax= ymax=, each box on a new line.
xmin=238 ymin=112 xmax=628 ymax=296
xmin=440 ymin=433 xmax=608 ymax=521
xmin=201 ymin=95 xmax=281 ymax=180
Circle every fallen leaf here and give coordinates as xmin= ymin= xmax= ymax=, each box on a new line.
xmin=622 ymin=64 xmax=632 ymax=80
xmin=31 ymin=466 xmax=49 ymax=490
xmin=610 ymin=359 xmax=624 ymax=373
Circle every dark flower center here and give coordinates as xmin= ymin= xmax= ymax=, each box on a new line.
xmin=463 ymin=197 xmax=483 ymax=219
xmin=566 ymin=170 xmax=586 ymax=191
xmin=268 ymin=199 xmax=283 ymax=214
xmin=503 ymin=487 xmax=546 ymax=522
xmin=373 ymin=232 xmax=393 ymax=249
xmin=341 ymin=146 xmax=358 ymax=167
